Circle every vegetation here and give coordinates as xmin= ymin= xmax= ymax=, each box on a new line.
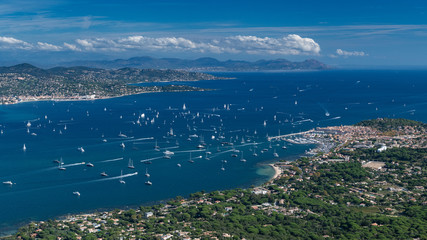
xmin=0 ymin=64 xmax=218 ymax=104
xmin=355 ymin=118 xmax=426 ymax=131
xmin=10 ymin=147 xmax=426 ymax=239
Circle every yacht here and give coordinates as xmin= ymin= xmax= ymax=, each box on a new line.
xmin=119 ymin=170 xmax=126 ymax=184
xmin=221 ymin=165 xmax=225 ymax=171
xmin=154 ymin=140 xmax=160 ymax=151
xmin=163 ymin=150 xmax=174 ymax=155
xmin=145 ymin=180 xmax=152 ymax=185
xmin=86 ymin=162 xmax=94 ymax=167
xmin=128 ymin=158 xmax=135 ymax=169
xmin=58 ymin=159 xmax=66 ymax=171
xmin=2 ymin=181 xmax=13 ymax=185
xmin=145 ymin=168 xmax=150 ymax=177
xmin=188 ymin=152 xmax=194 ymax=163
xmin=77 ymin=147 xmax=85 ymax=153
xmin=23 ymin=144 xmax=27 ymax=152
xmin=120 ymin=142 xmax=125 ymax=148
xmin=100 ymin=172 xmax=108 ymax=177
xmin=73 ymin=191 xmax=81 ymax=196
xmin=240 ymin=152 xmax=247 ymax=162
xmin=273 ymin=149 xmax=279 ymax=158
xmin=118 ymin=132 xmax=127 ymax=138
xmin=177 ymin=163 xmax=182 ymax=167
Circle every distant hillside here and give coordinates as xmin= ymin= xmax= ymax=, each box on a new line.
xmin=0 ymin=63 xmax=219 ymax=104
xmin=61 ymin=57 xmax=330 ymax=71
xmin=355 ymin=118 xmax=427 ymax=132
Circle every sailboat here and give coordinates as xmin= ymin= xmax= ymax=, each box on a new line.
xmin=188 ymin=152 xmax=194 ymax=163
xmin=240 ymin=152 xmax=247 ymax=162
xmin=73 ymin=191 xmax=81 ymax=197
xmin=100 ymin=172 xmax=108 ymax=177
xmin=154 ymin=140 xmax=160 ymax=151
xmin=273 ymin=149 xmax=279 ymax=158
xmin=119 ymin=170 xmax=126 ymax=184
xmin=145 ymin=168 xmax=150 ymax=177
xmin=58 ymin=158 xmax=66 ymax=171
xmin=252 ymin=149 xmax=258 ymax=157
xmin=23 ymin=144 xmax=26 ymax=152
xmin=145 ymin=180 xmax=152 ymax=185
xmin=120 ymin=142 xmax=125 ymax=148
xmin=221 ymin=164 xmax=225 ymax=171
xmin=128 ymin=158 xmax=135 ymax=169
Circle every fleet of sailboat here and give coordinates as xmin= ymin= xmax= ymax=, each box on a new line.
xmin=6 ymin=95 xmax=301 ymax=199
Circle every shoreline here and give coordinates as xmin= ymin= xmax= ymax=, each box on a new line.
xmin=1 ymin=87 xmax=210 ymax=106
xmin=268 ymin=163 xmax=282 ymax=182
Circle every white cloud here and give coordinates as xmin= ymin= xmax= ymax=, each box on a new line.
xmin=336 ymin=49 xmax=367 ymax=57
xmin=37 ymin=42 xmax=62 ymax=51
xmin=0 ymin=34 xmax=321 ymax=56
xmin=63 ymin=43 xmax=81 ymax=51
xmin=0 ymin=36 xmax=32 ymax=50
xmin=225 ymin=34 xmax=320 ymax=55
xmin=73 ymin=34 xmax=320 ymax=55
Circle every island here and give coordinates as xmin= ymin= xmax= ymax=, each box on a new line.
xmin=9 ymin=118 xmax=426 ymax=239
xmin=0 ymin=64 xmax=220 ymax=104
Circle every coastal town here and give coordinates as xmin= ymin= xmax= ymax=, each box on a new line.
xmin=11 ymin=118 xmax=426 ymax=239
xmin=0 ymin=64 xmax=218 ymax=104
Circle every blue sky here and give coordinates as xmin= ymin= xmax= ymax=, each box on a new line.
xmin=0 ymin=0 xmax=426 ymax=67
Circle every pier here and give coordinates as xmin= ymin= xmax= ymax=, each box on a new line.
xmin=267 ymin=129 xmax=314 ymax=141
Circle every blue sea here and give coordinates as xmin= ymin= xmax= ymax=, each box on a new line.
xmin=1 ymin=70 xmax=427 ymax=235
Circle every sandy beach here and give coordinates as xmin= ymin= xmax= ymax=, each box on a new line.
xmin=268 ymin=163 xmax=282 ymax=181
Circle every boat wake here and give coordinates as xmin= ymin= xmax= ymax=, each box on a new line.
xmin=99 ymin=157 xmax=124 ymax=163
xmin=88 ymin=172 xmax=138 ymax=183
xmin=0 ymin=172 xmax=139 ymax=197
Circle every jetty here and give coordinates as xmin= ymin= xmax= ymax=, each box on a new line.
xmin=267 ymin=129 xmax=314 ymax=141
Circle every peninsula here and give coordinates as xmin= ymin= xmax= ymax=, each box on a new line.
xmin=10 ymin=118 xmax=426 ymax=239
xmin=0 ymin=64 xmax=220 ymax=104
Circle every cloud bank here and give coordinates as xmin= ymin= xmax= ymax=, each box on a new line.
xmin=0 ymin=34 xmax=321 ymax=56
xmin=336 ymin=49 xmax=367 ymax=57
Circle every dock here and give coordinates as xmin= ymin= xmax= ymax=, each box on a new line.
xmin=267 ymin=129 xmax=314 ymax=141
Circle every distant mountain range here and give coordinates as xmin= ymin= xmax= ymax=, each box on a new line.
xmin=61 ymin=57 xmax=330 ymax=71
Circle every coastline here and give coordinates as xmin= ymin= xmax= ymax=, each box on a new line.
xmin=268 ymin=163 xmax=282 ymax=182
xmin=1 ymin=87 xmax=210 ymax=106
